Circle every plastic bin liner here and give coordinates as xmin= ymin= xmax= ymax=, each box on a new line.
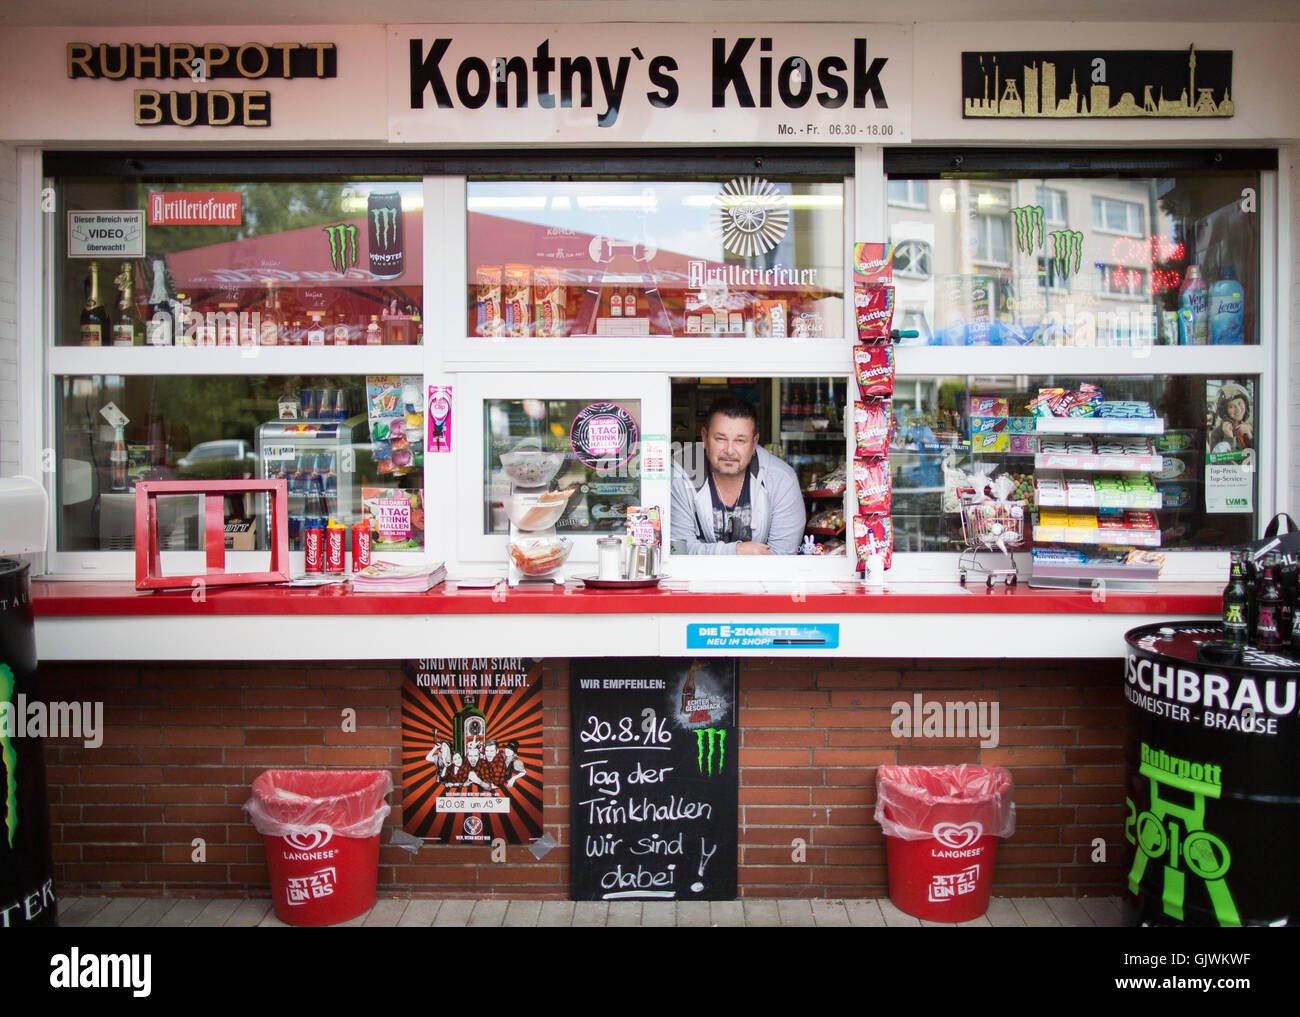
xmin=875 ymin=764 xmax=1015 ymax=841
xmin=245 ymin=769 xmax=393 ymax=840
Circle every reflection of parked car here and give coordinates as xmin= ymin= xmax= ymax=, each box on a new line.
xmin=176 ymin=439 xmax=257 ymax=478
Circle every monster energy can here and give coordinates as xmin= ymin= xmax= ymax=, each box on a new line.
xmin=367 ymin=192 xmax=404 ymax=280
xmin=0 ymin=559 xmax=57 ymax=927
xmin=1123 ymin=622 xmax=1300 ymax=927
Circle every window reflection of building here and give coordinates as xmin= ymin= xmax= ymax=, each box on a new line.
xmin=971 ymin=187 xmax=1012 ymax=266
xmin=1092 ymin=195 xmax=1145 ymax=236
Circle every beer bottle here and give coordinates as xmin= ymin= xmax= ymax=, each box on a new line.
xmin=1255 ymin=554 xmax=1284 ymax=649
xmin=1221 ymin=551 xmax=1249 ymax=646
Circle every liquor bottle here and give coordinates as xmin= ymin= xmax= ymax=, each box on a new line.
xmin=365 ymin=315 xmax=382 ymax=345
xmin=259 ymin=281 xmax=280 ymax=346
xmin=1255 ymin=554 xmax=1284 ymax=649
xmin=171 ymin=292 xmax=195 ymax=346
xmin=144 ymin=259 xmax=174 ymax=346
xmin=610 ymin=288 xmax=623 ymax=318
xmin=112 ymin=263 xmax=143 ymax=347
xmin=288 ymin=318 xmax=304 ymax=346
xmin=216 ymin=290 xmax=240 ymax=346
xmin=1222 ymin=551 xmax=1249 ymax=646
xmin=110 ymin=425 xmax=128 ymax=491
xmin=306 ymin=313 xmax=325 ymax=346
xmin=331 ymin=316 xmax=350 ymax=346
xmin=624 ymin=289 xmax=638 ymax=318
xmin=80 ymin=261 xmax=110 ymax=346
xmin=452 ymin=695 xmax=488 ymax=758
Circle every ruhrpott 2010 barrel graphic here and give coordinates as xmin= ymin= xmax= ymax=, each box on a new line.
xmin=1123 ymin=622 xmax=1299 ymax=926
xmin=0 ymin=559 xmax=57 ymax=927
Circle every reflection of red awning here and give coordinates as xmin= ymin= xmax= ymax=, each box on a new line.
xmin=165 ymin=209 xmax=424 ymax=291
xmin=467 ymin=212 xmax=829 ymax=296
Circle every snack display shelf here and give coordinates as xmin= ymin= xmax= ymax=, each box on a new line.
xmin=1034 ymin=487 xmax=1163 ymax=510
xmin=1032 ymin=524 xmax=1163 ymax=548
xmin=1034 ymin=452 xmax=1163 ymax=472
xmin=806 ymin=525 xmax=846 ymax=537
xmin=804 ymin=487 xmax=846 ymax=499
xmin=1034 ymin=417 xmax=1165 ymax=435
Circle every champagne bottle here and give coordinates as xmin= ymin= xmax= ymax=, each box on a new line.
xmin=112 ymin=263 xmax=143 ymax=347
xmin=145 ymin=258 xmax=174 ymax=346
xmin=259 ymin=280 xmax=281 ymax=346
xmin=80 ymin=261 xmax=110 ymax=346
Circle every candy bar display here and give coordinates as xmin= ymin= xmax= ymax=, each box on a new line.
xmin=853 ymin=401 xmax=892 ymax=458
xmin=854 ymin=285 xmax=894 ymax=344
xmin=854 ymin=345 xmax=895 ymax=397
xmin=854 ymin=457 xmax=891 ymax=516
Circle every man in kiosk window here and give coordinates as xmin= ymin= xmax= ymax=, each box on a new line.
xmin=671 ymin=395 xmax=806 ymax=555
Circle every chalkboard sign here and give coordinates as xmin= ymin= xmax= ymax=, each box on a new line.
xmin=570 ymin=658 xmax=738 ymax=901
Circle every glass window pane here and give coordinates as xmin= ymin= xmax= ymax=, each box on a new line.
xmin=56 ymin=374 xmax=425 ymax=553
xmin=484 ymin=398 xmax=643 ymax=536
xmin=888 ymin=172 xmax=1258 ymax=347
xmin=59 ymin=178 xmax=424 ymax=349
xmin=467 ymin=178 xmax=844 ymax=338
xmin=891 ymin=374 xmax=1258 ymax=554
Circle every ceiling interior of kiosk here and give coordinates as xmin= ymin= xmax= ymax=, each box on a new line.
xmin=4 ymin=0 xmax=1296 ymax=25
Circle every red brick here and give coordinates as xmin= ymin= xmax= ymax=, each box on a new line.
xmin=897 ymin=747 xmax=980 ymax=764
xmin=740 ymin=866 xmax=813 ymax=884
xmin=1012 ymin=786 xmax=1062 ymax=805
xmin=144 ymin=786 xmax=229 ymax=804
xmin=323 ymin=688 xmax=394 ymax=707
xmin=1014 ymin=806 xmax=1075 ymax=826
xmin=815 ymin=669 xmax=902 ymax=688
xmin=79 ymin=805 xmax=160 ymax=824
xmin=744 ymin=807 xmax=823 ymax=826
xmin=1065 ymin=747 xmax=1124 ymax=765
xmin=737 ymin=708 xmax=814 ymax=726
xmin=811 ymin=787 xmax=870 ymax=807
xmin=980 ymin=748 xmax=1065 ymax=765
xmin=58 ymin=785 xmax=144 ymax=804
xmin=60 ymin=863 xmax=150 ymax=882
xmin=743 ymin=729 xmax=825 ymax=748
xmin=304 ymin=747 xmax=391 ymax=766
xmin=163 ymin=804 xmax=243 ymax=823
xmin=743 ymin=845 xmax=827 ymax=865
xmin=822 ymin=847 xmax=885 ymax=866
xmin=162 ymin=727 xmax=243 ymax=746
xmin=79 ymin=766 xmax=163 ymax=784
xmin=812 ymin=749 xmax=897 ymax=767
xmin=1075 ymin=728 xmax=1126 ymax=746
xmin=223 ymin=748 xmax=308 ymax=765
xmin=744 ymin=690 xmax=829 ymax=708
xmin=81 ymin=844 xmax=164 ymax=863
xmin=140 ymin=748 xmax=225 ymax=765
xmin=738 ymin=748 xmax=812 ymax=767
xmin=242 ymin=689 xmax=327 ymax=707
xmin=999 ymin=708 xmax=1065 ymax=726
xmin=138 ymin=709 xmax=221 ymax=726
xmin=828 ymin=689 xmax=911 ymax=709
xmin=999 ymin=689 xmax=1082 ymax=707
xmin=1074 ymin=766 xmax=1125 ymax=784
xmin=63 ymin=825 xmax=145 ymax=843
xmin=1061 ymin=785 xmax=1126 ymax=804
xmin=162 ymin=765 xmax=245 ymax=783
xmin=826 ymin=729 xmax=903 ymax=747
xmin=742 ymin=767 xmax=824 ymax=787
xmin=992 ymin=728 xmax=1074 ymax=746
xmin=823 ymin=767 xmax=885 ymax=786
xmin=244 ymin=729 xmax=326 ymax=746
xmin=740 ymin=787 xmax=813 ymax=806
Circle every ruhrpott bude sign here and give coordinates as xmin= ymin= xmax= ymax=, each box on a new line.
xmin=962 ymin=46 xmax=1232 ymax=119
xmin=390 ymin=23 xmax=911 ymax=144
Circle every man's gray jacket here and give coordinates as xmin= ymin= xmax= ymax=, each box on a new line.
xmin=670 ymin=445 xmax=806 ymax=555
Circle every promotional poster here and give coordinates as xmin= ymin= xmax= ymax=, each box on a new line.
xmin=402 ymin=658 xmax=544 ymax=844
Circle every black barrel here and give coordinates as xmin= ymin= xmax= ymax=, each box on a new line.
xmin=0 ymin=558 xmax=57 ymax=927
xmin=1123 ymin=622 xmax=1299 ymax=926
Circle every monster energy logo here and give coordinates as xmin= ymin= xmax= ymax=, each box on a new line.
xmin=371 ymin=207 xmax=398 ymax=250
xmin=322 ymin=223 xmax=358 ymax=272
xmin=1048 ymin=229 xmax=1084 ymax=280
xmin=1 ymin=664 xmax=16 ymax=848
xmin=694 ymin=727 xmax=726 ymax=776
xmin=1009 ymin=205 xmax=1044 ymax=255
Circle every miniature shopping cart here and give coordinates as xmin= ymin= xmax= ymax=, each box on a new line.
xmin=956 ymin=490 xmax=1026 ymax=588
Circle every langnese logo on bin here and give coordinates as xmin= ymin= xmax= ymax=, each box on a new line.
xmin=929 ymin=864 xmax=981 ymax=904
xmin=933 ymin=821 xmax=983 ymax=851
xmin=281 ymin=825 xmax=338 ymax=860
xmin=286 ymin=867 xmax=337 ymax=906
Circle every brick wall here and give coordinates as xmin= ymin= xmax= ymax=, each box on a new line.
xmin=37 ymin=656 xmax=1126 ymax=899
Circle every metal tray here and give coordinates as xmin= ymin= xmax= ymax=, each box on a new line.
xmin=576 ymin=575 xmax=666 ymax=589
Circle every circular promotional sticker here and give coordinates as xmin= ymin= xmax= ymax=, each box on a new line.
xmin=570 ymin=402 xmax=638 ymax=471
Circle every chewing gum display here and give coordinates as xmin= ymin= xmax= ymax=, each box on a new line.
xmin=854 ymin=401 xmax=892 ymax=457
xmin=475 ymin=266 xmax=503 ymax=337
xmin=853 ymin=457 xmax=891 ymax=514
xmin=853 ymin=344 xmax=895 ymax=398
xmin=852 ymin=513 xmax=893 ymax=571
xmin=854 ymin=284 xmax=894 ymax=343
xmin=503 ymin=264 xmax=531 ymax=337
xmin=1029 ymin=383 xmax=1104 ymax=418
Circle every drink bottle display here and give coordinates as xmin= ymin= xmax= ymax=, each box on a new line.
xmin=1221 ymin=551 xmax=1249 ymax=646
xmin=1209 ymin=265 xmax=1245 ymax=345
xmin=80 ymin=261 xmax=110 ymax=346
xmin=1179 ymin=265 xmax=1208 ymax=345
xmin=111 ymin=262 xmax=142 ymax=346
xmin=145 ymin=258 xmax=174 ymax=346
xmin=110 ymin=425 xmax=128 ymax=491
xmin=1254 ymin=554 xmax=1284 ymax=649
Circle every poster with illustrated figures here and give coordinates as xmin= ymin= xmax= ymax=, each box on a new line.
xmin=402 ymin=658 xmax=543 ymax=844
xmin=570 ymin=658 xmax=738 ymax=901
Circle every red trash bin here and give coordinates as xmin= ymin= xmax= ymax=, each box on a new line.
xmin=245 ymin=770 xmax=393 ymax=927
xmin=875 ymin=765 xmax=1015 ymax=922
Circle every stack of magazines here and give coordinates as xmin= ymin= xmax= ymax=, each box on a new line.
xmin=350 ymin=559 xmax=446 ymax=593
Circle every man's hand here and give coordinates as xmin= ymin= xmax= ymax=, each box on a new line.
xmin=736 ymin=541 xmax=772 ymax=555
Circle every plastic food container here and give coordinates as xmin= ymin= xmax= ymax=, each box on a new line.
xmin=507 ymin=537 xmax=573 ymax=576
xmin=499 ymin=449 xmax=566 ymax=487
xmin=506 ymin=490 xmax=570 ymax=530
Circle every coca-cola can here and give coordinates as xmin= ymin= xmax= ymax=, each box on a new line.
xmin=326 ymin=525 xmax=345 ymax=573
xmin=352 ymin=523 xmax=371 ymax=571
xmin=304 ymin=523 xmax=324 ymax=573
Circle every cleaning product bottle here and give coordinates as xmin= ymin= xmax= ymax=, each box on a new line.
xmin=1179 ymin=265 xmax=1208 ymax=345
xmin=1209 ymin=265 xmax=1245 ymax=344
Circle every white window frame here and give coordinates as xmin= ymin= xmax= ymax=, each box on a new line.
xmin=1091 ymin=194 xmax=1145 ymax=236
